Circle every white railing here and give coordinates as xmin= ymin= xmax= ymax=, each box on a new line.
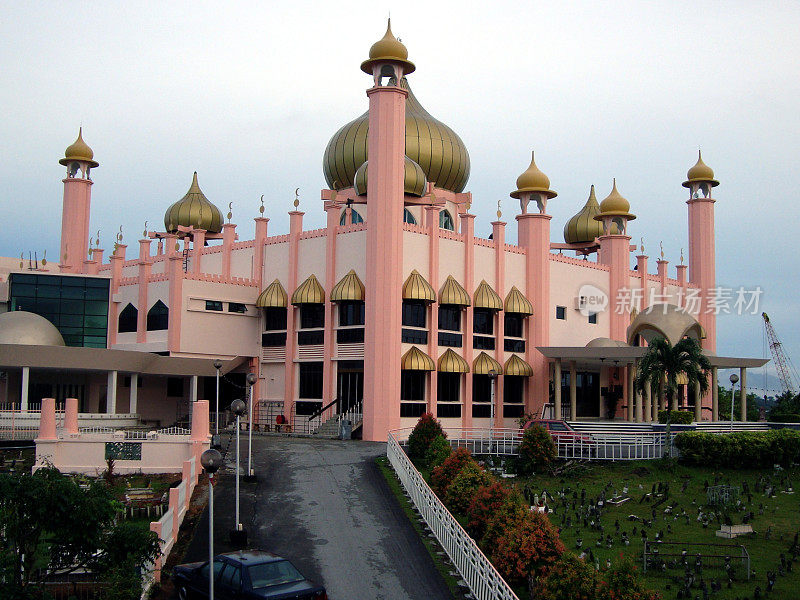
xmin=0 ymin=426 xmax=40 ymax=440
xmin=156 ymin=426 xmax=191 ymax=436
xmin=442 ymin=427 xmax=523 ymax=456
xmin=78 ymin=426 xmax=116 ymax=435
xmin=339 ymin=401 xmax=363 ymax=428
xmin=124 ymin=430 xmax=150 ymax=440
xmin=387 ymin=429 xmax=519 ymax=600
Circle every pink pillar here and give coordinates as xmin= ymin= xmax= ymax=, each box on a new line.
xmin=190 ymin=399 xmax=210 ymax=440
xmin=676 ymin=264 xmax=688 ymax=309
xmin=108 ymin=244 xmax=126 ymax=347
xmin=687 ymin=197 xmax=716 ymax=351
xmin=598 ymin=233 xmax=632 ymax=342
xmin=191 ymin=229 xmax=205 ymax=274
xmin=362 ymin=82 xmax=407 ymax=441
xmin=59 ymin=176 xmax=93 ymax=274
xmin=425 ymin=205 xmax=440 ymax=415
xmin=149 ymin=520 xmax=163 ymax=581
xmin=167 ymin=255 xmax=184 ymax=352
xmin=461 ymin=213 xmax=476 ymax=428
xmin=283 ymin=211 xmax=304 ymax=422
xmin=516 ymin=213 xmax=552 ymax=415
xmin=221 ymin=223 xmax=236 ymax=279
xmin=323 ymin=203 xmax=340 ymax=408
xmin=492 ymin=221 xmax=506 ymax=427
xmin=64 ymin=397 xmax=79 ymax=434
xmin=38 ymin=397 xmax=57 ymax=440
xmin=253 ymin=217 xmax=269 ymax=287
xmin=182 ymin=459 xmax=192 ymax=490
xmin=636 ymin=254 xmax=648 ymax=312
xmin=136 ymin=240 xmax=152 ymax=343
xmin=657 ymin=259 xmax=668 ymax=296
xmin=168 ymin=487 xmax=180 ymax=540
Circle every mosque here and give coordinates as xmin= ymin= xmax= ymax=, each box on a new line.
xmin=0 ymin=22 xmax=767 ymax=442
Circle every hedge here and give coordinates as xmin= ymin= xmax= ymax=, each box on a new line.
xmin=657 ymin=410 xmax=694 ymax=425
xmin=674 ymin=429 xmax=800 ymax=467
xmin=768 ymin=413 xmax=800 ymax=423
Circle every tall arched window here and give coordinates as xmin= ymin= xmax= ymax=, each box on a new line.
xmin=340 ymin=209 xmax=364 ymax=226
xmin=146 ymin=300 xmax=169 ymax=331
xmin=439 ymin=210 xmax=454 ymax=231
xmin=118 ymin=303 xmax=138 ymax=333
xmin=403 ymin=208 xmax=417 ymax=225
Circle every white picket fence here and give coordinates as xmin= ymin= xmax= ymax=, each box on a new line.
xmin=386 ymin=430 xmax=520 ymax=600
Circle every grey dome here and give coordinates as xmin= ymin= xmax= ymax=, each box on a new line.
xmin=0 ymin=311 xmax=65 ymax=346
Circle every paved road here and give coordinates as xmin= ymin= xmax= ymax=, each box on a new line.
xmin=185 ymin=436 xmax=452 ymax=600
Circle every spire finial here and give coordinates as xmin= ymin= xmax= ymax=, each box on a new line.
xmin=227 ymin=202 xmax=233 ymax=223
xmin=259 ymin=195 xmax=265 ymax=215
xmin=143 ymin=221 xmax=148 ymax=238
xmin=660 ymin=241 xmax=664 ymax=260
xmin=294 ymin=187 xmax=300 ymax=209
xmin=496 ymin=199 xmax=502 ymax=219
xmin=680 ymin=248 xmax=685 ymax=264
xmin=640 ymin=237 xmax=645 ymax=254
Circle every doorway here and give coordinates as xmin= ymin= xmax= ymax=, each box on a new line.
xmin=337 ymin=360 xmax=363 ymax=413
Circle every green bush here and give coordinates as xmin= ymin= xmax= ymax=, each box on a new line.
xmin=657 ymin=410 xmax=693 ymax=424
xmin=596 ymin=556 xmax=660 ymax=600
xmin=444 ymin=462 xmax=493 ymax=515
xmin=517 ymin=425 xmax=556 ymax=475
xmin=424 ymin=434 xmax=452 ymax=469
xmin=674 ymin=429 xmax=800 ymax=468
xmin=430 ymin=447 xmax=473 ymax=497
xmin=769 ymin=413 xmax=800 ymax=423
xmin=407 ymin=413 xmax=446 ymax=463
xmin=533 ymin=553 xmax=598 ymax=600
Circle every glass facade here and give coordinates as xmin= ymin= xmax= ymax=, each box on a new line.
xmin=9 ymin=273 xmax=109 ymax=348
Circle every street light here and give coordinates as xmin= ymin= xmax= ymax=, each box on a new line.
xmin=229 ymin=399 xmax=247 ymax=547
xmin=200 ymin=448 xmax=223 ymax=600
xmin=245 ymin=373 xmax=258 ymax=480
xmin=488 ymin=368 xmax=498 ymax=452
xmin=729 ymin=373 xmax=739 ymax=432
xmin=212 ymin=359 xmax=223 ymax=447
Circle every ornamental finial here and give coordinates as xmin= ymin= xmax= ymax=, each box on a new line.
xmin=294 ymin=188 xmax=300 ymax=209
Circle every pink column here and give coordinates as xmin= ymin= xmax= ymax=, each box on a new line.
xmin=636 ymin=254 xmax=648 ymax=312
xmin=676 ymin=264 xmax=688 ymax=309
xmin=657 ymin=259 xmax=668 ymax=296
xmin=687 ymin=197 xmax=716 ymax=351
xmin=190 ymin=399 xmax=210 ymax=440
xmin=362 ymin=83 xmax=407 ymax=441
xmin=168 ymin=487 xmax=180 ymax=539
xmin=424 ymin=205 xmax=440 ymax=415
xmin=108 ymin=244 xmax=126 ymax=347
xmin=38 ymin=397 xmax=57 ymax=440
xmin=64 ymin=397 xmax=79 ymax=434
xmin=167 ymin=254 xmax=184 ymax=352
xmin=149 ymin=521 xmax=163 ymax=581
xmin=598 ymin=233 xmax=632 ymax=342
xmin=191 ymin=229 xmax=206 ymax=274
xmin=461 ymin=213 xmax=476 ymax=428
xmin=516 ymin=213 xmax=552 ymax=415
xmin=492 ymin=221 xmax=506 ymax=427
xmin=283 ymin=211 xmax=304 ymax=422
xmin=136 ymin=240 xmax=152 ymax=343
xmin=221 ymin=223 xmax=237 ymax=280
xmin=59 ymin=176 xmax=93 ymax=274
xmin=323 ymin=203 xmax=340 ymax=408
xmin=253 ymin=217 xmax=269 ymax=287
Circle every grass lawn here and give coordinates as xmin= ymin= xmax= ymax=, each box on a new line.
xmin=514 ymin=458 xmax=800 ymax=599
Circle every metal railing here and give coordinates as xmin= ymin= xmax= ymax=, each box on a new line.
xmin=387 ymin=429 xmax=519 ymax=600
xmin=156 ymin=426 xmax=192 ymax=436
xmin=339 ymin=401 xmax=363 ymax=428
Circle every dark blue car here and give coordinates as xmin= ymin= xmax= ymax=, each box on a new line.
xmin=173 ymin=550 xmax=327 ymax=600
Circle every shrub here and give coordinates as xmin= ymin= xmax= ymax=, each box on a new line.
xmin=424 ymin=434 xmax=452 ymax=469
xmin=444 ymin=462 xmax=494 ymax=515
xmin=657 ymin=410 xmax=694 ymax=424
xmin=487 ymin=509 xmax=564 ymax=584
xmin=517 ymin=425 xmax=556 ymax=475
xmin=407 ymin=413 xmax=446 ymax=463
xmin=597 ymin=556 xmax=660 ymax=600
xmin=430 ymin=447 xmax=473 ymax=498
xmin=466 ymin=481 xmax=511 ymax=540
xmin=481 ymin=490 xmax=528 ymax=549
xmin=533 ymin=553 xmax=598 ymax=600
xmin=674 ymin=429 xmax=800 ymax=468
xmin=769 ymin=413 xmax=800 ymax=423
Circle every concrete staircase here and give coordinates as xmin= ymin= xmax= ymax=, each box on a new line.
xmin=313 ymin=415 xmax=341 ymax=438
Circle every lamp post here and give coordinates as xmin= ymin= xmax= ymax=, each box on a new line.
xmin=488 ymin=368 xmax=498 ymax=452
xmin=245 ymin=373 xmax=257 ymax=480
xmin=200 ymin=448 xmax=223 ymax=600
xmin=729 ymin=373 xmax=739 ymax=432
xmin=212 ymin=359 xmax=222 ymax=447
xmin=229 ymin=399 xmax=247 ymax=546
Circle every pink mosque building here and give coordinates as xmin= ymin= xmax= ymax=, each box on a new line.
xmin=0 ymin=23 xmax=767 ymax=442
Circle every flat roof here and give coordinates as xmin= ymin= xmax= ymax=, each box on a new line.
xmin=536 ymin=346 xmax=769 ymax=369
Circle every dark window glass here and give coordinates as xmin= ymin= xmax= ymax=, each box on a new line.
xmin=438 ymin=306 xmax=461 ymax=331
xmin=264 ymin=307 xmax=287 ymax=331
xmin=300 ymin=304 xmax=325 ymax=329
xmin=472 ymin=374 xmax=492 ymax=403
xmin=229 ymin=302 xmax=247 ymax=313
xmin=147 ymin=300 xmax=169 ymax=331
xmin=439 ymin=210 xmax=454 ymax=231
xmin=261 ymin=332 xmax=287 ymax=347
xmin=248 ymin=560 xmax=305 ymax=589
xmin=402 ymin=301 xmax=426 ymax=327
xmin=504 ymin=375 xmax=524 ymax=404
xmin=473 ymin=336 xmax=495 ymax=350
xmin=84 ymin=300 xmax=107 ymax=316
xmin=437 ymin=372 xmax=461 ymax=404
xmin=118 ymin=303 xmax=137 ymax=333
xmin=339 ymin=302 xmax=365 ymax=326
xmin=473 ymin=309 xmax=494 ymax=335
xmin=401 ymin=371 xmax=426 ymax=401
xmin=337 ymin=328 xmax=364 ymax=344
xmin=503 ymin=404 xmax=524 ymax=418
xmin=219 ymin=565 xmax=241 ymax=590
xmin=403 ymin=208 xmax=417 ymax=225
xmin=402 ymin=328 xmax=428 ymax=344
xmin=588 ymin=312 xmax=597 ymax=324
xmin=437 ymin=403 xmax=462 ymax=418
xmin=472 ymin=404 xmax=491 ymax=418
xmin=400 ymin=402 xmax=426 ymax=418
xmin=167 ymin=377 xmax=184 ymax=397
xmin=556 ymin=306 xmax=567 ymax=320
xmin=504 ymin=313 xmax=524 ymax=338
xmin=206 ymin=300 xmax=223 ymax=311
xmin=295 ymin=400 xmax=322 ymax=415
xmin=298 ymin=330 xmax=324 ymax=345
xmin=340 ymin=209 xmax=364 ymax=225
xmin=504 ymin=338 xmax=526 ymax=352
xmin=298 ymin=362 xmax=323 ymax=399
xmin=438 ymin=332 xmax=462 ymax=347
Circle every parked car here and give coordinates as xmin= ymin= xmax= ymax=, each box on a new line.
xmin=523 ymin=419 xmax=595 ymax=456
xmin=173 ymin=550 xmax=327 ymax=600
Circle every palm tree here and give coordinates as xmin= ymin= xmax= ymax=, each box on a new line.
xmin=635 ymin=336 xmax=711 ymax=412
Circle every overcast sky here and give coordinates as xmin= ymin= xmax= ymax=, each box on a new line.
xmin=1 ymin=2 xmax=798 ymax=392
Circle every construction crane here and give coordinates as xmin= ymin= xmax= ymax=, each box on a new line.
xmin=763 ymin=312 xmax=797 ymax=394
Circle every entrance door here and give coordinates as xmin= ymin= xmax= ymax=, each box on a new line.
xmin=337 ymin=360 xmax=363 ymax=413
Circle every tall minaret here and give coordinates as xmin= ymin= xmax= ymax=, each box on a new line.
xmin=58 ymin=128 xmax=98 ymax=273
xmin=684 ymin=151 xmax=718 ymax=352
xmin=361 ymin=21 xmax=413 ymax=440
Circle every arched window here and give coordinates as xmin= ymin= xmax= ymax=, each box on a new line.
xmin=118 ymin=303 xmax=138 ymax=333
xmin=439 ymin=210 xmax=454 ymax=231
xmin=403 ymin=208 xmax=417 ymax=225
xmin=146 ymin=300 xmax=169 ymax=331
xmin=340 ymin=209 xmax=364 ymax=226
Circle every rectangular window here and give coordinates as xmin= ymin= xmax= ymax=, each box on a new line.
xmin=261 ymin=332 xmax=287 ymax=347
xmin=298 ymin=362 xmax=323 ymax=398
xmin=401 ymin=371 xmax=426 ymax=401
xmin=438 ymin=306 xmax=461 ymax=331
xmin=504 ymin=375 xmax=524 ymax=404
xmin=556 ymin=306 xmax=567 ymax=320
xmin=473 ymin=336 xmax=495 ymax=350
xmin=401 ymin=328 xmax=428 ymax=344
xmin=402 ymin=301 xmax=427 ymax=328
xmin=472 ymin=404 xmax=492 ymax=418
xmin=205 ymin=300 xmax=223 ymax=311
xmin=588 ymin=312 xmax=597 ymax=324
xmin=298 ymin=330 xmax=324 ymax=345
xmin=300 ymin=304 xmax=325 ymax=329
xmin=438 ymin=332 xmax=462 ymax=347
xmin=167 ymin=377 xmax=184 ymax=397
xmin=472 ymin=374 xmax=492 ymax=403
xmin=338 ymin=302 xmax=365 ymax=326
xmin=437 ymin=372 xmax=461 ymax=418
xmin=336 ymin=328 xmax=364 ymax=344
xmin=504 ymin=313 xmax=525 ymax=338
xmin=228 ymin=302 xmax=247 ymax=314
xmin=504 ymin=338 xmax=526 ymax=352
xmin=264 ymin=307 xmax=287 ymax=331
xmin=295 ymin=400 xmax=323 ymax=416
xmin=473 ymin=309 xmax=494 ymax=335
xmin=400 ymin=402 xmax=427 ymax=418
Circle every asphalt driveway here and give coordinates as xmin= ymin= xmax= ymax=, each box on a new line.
xmin=184 ymin=435 xmax=452 ymax=600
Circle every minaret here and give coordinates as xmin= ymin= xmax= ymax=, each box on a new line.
xmin=683 ymin=151 xmax=718 ymax=352
xmin=59 ymin=128 xmax=99 ymax=273
xmin=594 ymin=179 xmax=635 ymax=342
xmin=361 ymin=21 xmax=414 ymax=440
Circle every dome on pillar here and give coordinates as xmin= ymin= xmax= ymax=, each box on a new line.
xmin=510 ymin=152 xmax=556 ymax=199
xmin=564 ymin=185 xmax=605 ymax=244
xmin=164 ymin=172 xmax=223 ymax=234
xmin=595 ymin=179 xmax=636 ymax=221
xmin=360 ymin=19 xmax=415 ymax=75
xmin=682 ymin=150 xmax=719 ymax=188
xmin=59 ymin=128 xmax=98 ymax=168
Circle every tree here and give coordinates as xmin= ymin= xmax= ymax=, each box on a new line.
xmin=517 ymin=424 xmax=556 ymax=475
xmin=635 ymin=337 xmax=711 ymax=412
xmin=444 ymin=462 xmax=493 ymax=515
xmin=430 ymin=447 xmax=473 ymax=497
xmin=407 ymin=413 xmax=446 ymax=463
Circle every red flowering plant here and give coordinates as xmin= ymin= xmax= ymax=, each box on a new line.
xmin=444 ymin=461 xmax=494 ymax=515
xmin=430 ymin=447 xmax=473 ymax=498
xmin=532 ymin=552 xmax=598 ymax=600
xmin=466 ymin=481 xmax=511 ymax=540
xmin=488 ymin=509 xmax=565 ymax=584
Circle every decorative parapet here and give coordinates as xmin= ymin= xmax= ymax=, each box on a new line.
xmin=549 ymin=253 xmax=611 ymax=271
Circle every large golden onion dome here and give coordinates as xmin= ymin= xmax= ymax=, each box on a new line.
xmin=510 ymin=151 xmax=556 ymax=199
xmin=595 ymin=179 xmax=636 ymax=221
xmin=564 ymin=185 xmax=605 ymax=244
xmin=682 ymin=150 xmax=719 ymax=188
xmin=164 ymin=172 xmax=223 ymax=234
xmin=361 ymin=19 xmax=415 ymax=75
xmin=323 ymin=78 xmax=470 ymax=194
xmin=59 ymin=127 xmax=99 ymax=168
xmin=353 ymin=155 xmax=427 ymax=197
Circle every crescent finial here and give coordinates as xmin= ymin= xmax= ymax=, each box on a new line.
xmin=227 ymin=202 xmax=233 ymax=222
xmin=660 ymin=241 xmax=664 ymax=260
xmin=640 ymin=237 xmax=644 ymax=254
xmin=259 ymin=195 xmax=265 ymax=215
xmin=143 ymin=221 xmax=149 ymax=238
xmin=294 ymin=188 xmax=300 ymax=209
xmin=496 ymin=199 xmax=502 ymax=219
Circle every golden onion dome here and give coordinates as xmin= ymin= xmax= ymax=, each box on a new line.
xmin=401 ymin=346 xmax=436 ymax=371
xmin=256 ymin=279 xmax=288 ymax=308
xmin=59 ymin=127 xmax=99 ymax=168
xmin=323 ymin=78 xmax=470 ymax=194
xmin=510 ymin=151 xmax=556 ymax=199
xmin=564 ymin=185 xmax=605 ymax=244
xmin=164 ymin=172 xmax=224 ymax=234
xmin=403 ymin=270 xmax=436 ymax=302
xmin=361 ymin=19 xmax=415 ymax=75
xmin=353 ymin=155 xmax=427 ymax=197
xmin=682 ymin=150 xmax=719 ymax=188
xmin=595 ymin=179 xmax=636 ymax=221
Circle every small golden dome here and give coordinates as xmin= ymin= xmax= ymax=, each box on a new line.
xmin=361 ymin=19 xmax=415 ymax=75
xmin=594 ymin=179 xmax=636 ymax=221
xmin=330 ymin=270 xmax=365 ymax=302
xmin=291 ymin=274 xmax=326 ymax=305
xmin=438 ymin=349 xmax=470 ymax=373
xmin=682 ymin=150 xmax=719 ymax=188
xmin=256 ymin=279 xmax=288 ymax=308
xmin=510 ymin=151 xmax=556 ymax=199
xmin=401 ymin=346 xmax=436 ymax=371
xmin=164 ymin=172 xmax=224 ymax=234
xmin=473 ymin=280 xmax=503 ymax=311
xmin=564 ymin=185 xmax=605 ymax=244
xmin=353 ymin=155 xmax=427 ymax=197
xmin=403 ymin=270 xmax=436 ymax=302
xmin=59 ymin=127 xmax=99 ymax=168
